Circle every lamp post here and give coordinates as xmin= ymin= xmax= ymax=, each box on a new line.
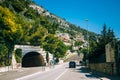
xmin=85 ymin=19 xmax=89 ymax=66
xmin=85 ymin=19 xmax=89 ymax=55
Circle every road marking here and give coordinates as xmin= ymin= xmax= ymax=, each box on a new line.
xmin=15 ymin=67 xmax=47 ymax=80
xmin=55 ymin=69 xmax=68 ymax=80
xmin=100 ymin=77 xmax=110 ymax=80
xmin=15 ymin=71 xmax=43 ymax=80
xmin=15 ymin=64 xmax=63 ymax=80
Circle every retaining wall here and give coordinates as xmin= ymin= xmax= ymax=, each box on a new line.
xmin=89 ymin=62 xmax=117 ymax=75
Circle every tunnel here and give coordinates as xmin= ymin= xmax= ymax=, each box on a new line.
xmin=22 ymin=52 xmax=45 ymax=67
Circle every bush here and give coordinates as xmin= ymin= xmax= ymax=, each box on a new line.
xmin=15 ymin=48 xmax=22 ymax=63
xmin=0 ymin=43 xmax=8 ymax=67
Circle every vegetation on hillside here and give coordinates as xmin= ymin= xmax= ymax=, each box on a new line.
xmin=0 ymin=0 xmax=67 ymax=66
xmin=85 ymin=24 xmax=117 ymax=63
xmin=0 ymin=6 xmax=23 ymax=66
xmin=0 ymin=0 xmax=108 ymax=67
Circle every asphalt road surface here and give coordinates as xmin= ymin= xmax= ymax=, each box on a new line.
xmin=16 ymin=63 xmax=100 ymax=80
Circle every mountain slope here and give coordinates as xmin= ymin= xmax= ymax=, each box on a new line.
xmin=0 ymin=0 xmax=98 ymax=59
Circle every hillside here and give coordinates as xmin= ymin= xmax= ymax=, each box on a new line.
xmin=30 ymin=2 xmax=98 ymax=40
xmin=0 ymin=0 xmax=98 ymax=66
xmin=0 ymin=0 xmax=98 ymax=41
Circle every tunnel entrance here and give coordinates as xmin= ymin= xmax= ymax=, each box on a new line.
xmin=22 ymin=52 xmax=45 ymax=67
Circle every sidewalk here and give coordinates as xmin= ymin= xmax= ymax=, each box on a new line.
xmin=87 ymin=68 xmax=120 ymax=80
xmin=0 ymin=65 xmax=56 ymax=80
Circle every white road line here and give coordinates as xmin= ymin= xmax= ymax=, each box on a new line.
xmin=15 ymin=65 xmax=63 ymax=80
xmin=15 ymin=71 xmax=42 ymax=80
xmin=15 ymin=67 xmax=47 ymax=80
xmin=55 ymin=69 xmax=68 ymax=80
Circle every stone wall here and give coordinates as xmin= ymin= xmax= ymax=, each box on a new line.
xmin=105 ymin=43 xmax=116 ymax=62
xmin=89 ymin=62 xmax=117 ymax=75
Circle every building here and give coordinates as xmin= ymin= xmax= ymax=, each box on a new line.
xmin=57 ymin=33 xmax=70 ymax=43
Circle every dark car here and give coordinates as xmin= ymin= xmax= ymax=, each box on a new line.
xmin=69 ymin=61 xmax=76 ymax=68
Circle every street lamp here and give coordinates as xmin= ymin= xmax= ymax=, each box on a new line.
xmin=85 ymin=19 xmax=89 ymax=54
xmin=85 ymin=19 xmax=89 ymax=66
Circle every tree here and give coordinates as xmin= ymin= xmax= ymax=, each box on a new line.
xmin=29 ymin=27 xmax=47 ymax=45
xmin=0 ymin=6 xmax=23 ymax=65
xmin=87 ymin=23 xmax=115 ymax=63
xmin=43 ymin=34 xmax=58 ymax=54
xmin=81 ymin=48 xmax=88 ymax=61
xmin=15 ymin=48 xmax=22 ymax=63
xmin=55 ymin=40 xmax=68 ymax=58
xmin=0 ymin=43 xmax=8 ymax=66
xmin=74 ymin=41 xmax=83 ymax=46
xmin=99 ymin=24 xmax=115 ymax=53
xmin=43 ymin=34 xmax=68 ymax=58
xmin=107 ymin=27 xmax=115 ymax=43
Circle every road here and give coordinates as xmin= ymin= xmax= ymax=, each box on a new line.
xmin=16 ymin=63 xmax=100 ymax=80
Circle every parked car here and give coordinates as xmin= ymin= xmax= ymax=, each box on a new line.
xmin=69 ymin=61 xmax=76 ymax=68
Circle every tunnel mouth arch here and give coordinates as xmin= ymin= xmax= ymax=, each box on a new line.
xmin=22 ymin=51 xmax=45 ymax=67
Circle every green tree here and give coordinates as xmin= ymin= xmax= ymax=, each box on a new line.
xmin=42 ymin=20 xmax=59 ymax=34
xmin=88 ymin=23 xmax=115 ymax=63
xmin=43 ymin=34 xmax=58 ymax=54
xmin=107 ymin=27 xmax=115 ymax=43
xmin=55 ymin=40 xmax=68 ymax=58
xmin=99 ymin=24 xmax=115 ymax=53
xmin=15 ymin=48 xmax=22 ymax=63
xmin=43 ymin=34 xmax=68 ymax=58
xmin=0 ymin=43 xmax=8 ymax=66
xmin=81 ymin=48 xmax=88 ymax=61
xmin=0 ymin=6 xmax=23 ymax=65
xmin=29 ymin=27 xmax=47 ymax=45
xmin=74 ymin=41 xmax=83 ymax=46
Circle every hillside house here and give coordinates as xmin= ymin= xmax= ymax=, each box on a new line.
xmin=57 ymin=33 xmax=70 ymax=43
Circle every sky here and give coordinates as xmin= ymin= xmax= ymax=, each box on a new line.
xmin=33 ymin=0 xmax=120 ymax=38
